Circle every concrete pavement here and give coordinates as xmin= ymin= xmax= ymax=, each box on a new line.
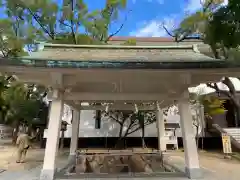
xmin=0 ymin=148 xmax=240 ymax=180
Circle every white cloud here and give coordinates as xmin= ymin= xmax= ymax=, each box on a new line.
xmin=130 ymin=16 xmax=177 ymax=37
xmin=184 ymin=0 xmax=202 ymax=14
xmin=130 ymin=0 xmax=228 ymax=37
xmin=184 ymin=0 xmax=229 ymax=14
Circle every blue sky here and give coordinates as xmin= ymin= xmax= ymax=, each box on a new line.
xmin=83 ymin=0 xmax=228 ymax=37
xmin=83 ymin=0 xmax=200 ymax=37
xmin=0 ymin=0 xmax=228 ymax=37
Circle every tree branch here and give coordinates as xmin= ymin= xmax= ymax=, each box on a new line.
xmin=107 ymin=112 xmax=123 ymax=125
xmin=105 ymin=10 xmax=131 ymax=43
xmin=222 ymin=77 xmax=236 ymax=95
xmin=162 ymin=25 xmax=175 ymax=37
xmin=206 ymin=82 xmax=232 ymax=98
xmin=126 ymin=121 xmax=152 ymax=136
xmin=162 ymin=25 xmax=204 ymax=42
xmin=59 ymin=20 xmax=72 ymax=28
xmin=201 ymin=0 xmax=214 ymax=12
xmin=70 ymin=0 xmax=77 ymax=44
xmin=28 ymin=9 xmax=55 ymax=39
xmin=15 ymin=1 xmax=56 ymax=40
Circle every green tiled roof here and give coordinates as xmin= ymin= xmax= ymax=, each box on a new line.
xmin=2 ymin=43 xmax=237 ymax=70
xmin=22 ymin=43 xmax=217 ymax=62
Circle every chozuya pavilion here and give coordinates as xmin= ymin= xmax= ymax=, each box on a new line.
xmin=0 ymin=40 xmax=240 ymax=180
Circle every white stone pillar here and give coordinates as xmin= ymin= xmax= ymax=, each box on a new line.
xmin=69 ymin=109 xmax=80 ymax=161
xmin=179 ymin=91 xmax=201 ymax=179
xmin=156 ymin=107 xmax=166 ymax=152
xmin=40 ymin=91 xmax=63 ymax=180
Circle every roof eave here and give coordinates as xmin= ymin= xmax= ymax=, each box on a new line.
xmin=40 ymin=43 xmax=194 ymax=50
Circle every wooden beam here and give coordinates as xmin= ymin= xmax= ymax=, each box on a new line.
xmin=81 ymin=104 xmax=156 ymax=111
xmin=63 ymin=92 xmax=179 ymax=101
xmin=65 ymin=100 xmax=173 ymax=111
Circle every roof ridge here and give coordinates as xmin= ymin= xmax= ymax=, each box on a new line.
xmin=40 ymin=43 xmax=194 ymax=50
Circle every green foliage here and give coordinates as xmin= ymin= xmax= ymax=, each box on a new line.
xmin=50 ymin=33 xmax=102 ymax=45
xmin=178 ymin=11 xmax=208 ymax=34
xmin=0 ymin=76 xmax=12 ymax=123
xmin=202 ymin=96 xmax=226 ymax=116
xmin=173 ymin=0 xmax=240 ymax=59
xmin=0 ymin=0 xmax=127 ymax=54
xmin=0 ymin=19 xmax=27 ymax=57
xmin=0 ymin=0 xmax=128 ymax=136
xmin=122 ymin=38 xmax=137 ymax=45
xmin=208 ymin=6 xmax=240 ymax=49
xmin=173 ymin=0 xmax=223 ymax=38
xmin=85 ymin=0 xmax=127 ymax=42
xmin=0 ymin=76 xmax=47 ymax=127
xmin=190 ymin=93 xmax=226 ymax=118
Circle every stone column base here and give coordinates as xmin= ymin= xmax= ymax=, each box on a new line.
xmin=185 ymin=167 xmax=202 ymax=179
xmin=68 ymin=154 xmax=76 ymax=164
xmin=40 ymin=169 xmax=56 ymax=180
xmin=65 ymin=154 xmax=77 ymax=173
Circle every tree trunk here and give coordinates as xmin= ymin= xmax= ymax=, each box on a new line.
xmin=234 ymin=106 xmax=240 ymax=127
xmin=209 ymin=43 xmax=220 ymax=59
xmin=195 ymin=125 xmax=199 ymax=149
xmin=60 ymin=130 xmax=65 ymax=149
xmin=141 ymin=125 xmax=145 ymax=148
xmin=39 ymin=127 xmax=44 ymax=147
xmin=200 ymin=105 xmax=205 ymax=150
xmin=223 ymin=77 xmax=240 ymax=127
xmin=12 ymin=121 xmax=20 ymax=144
xmin=115 ymin=124 xmax=124 ymax=149
xmin=201 ymin=117 xmax=204 ymax=150
xmin=115 ymin=137 xmax=125 ymax=149
xmin=0 ymin=111 xmax=5 ymax=124
xmin=27 ymin=125 xmax=33 ymax=136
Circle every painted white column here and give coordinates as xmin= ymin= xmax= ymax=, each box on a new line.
xmin=40 ymin=92 xmax=63 ymax=180
xmin=69 ymin=109 xmax=80 ymax=159
xmin=179 ymin=91 xmax=201 ymax=179
xmin=156 ymin=109 xmax=166 ymax=152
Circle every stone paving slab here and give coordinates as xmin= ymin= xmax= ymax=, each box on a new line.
xmin=1 ymin=150 xmax=240 ymax=180
xmin=0 ymin=157 xmax=68 ymax=180
xmin=163 ymin=152 xmax=240 ymax=180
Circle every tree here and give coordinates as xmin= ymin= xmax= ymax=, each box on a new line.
xmin=102 ymin=110 xmax=155 ymax=149
xmin=121 ymin=38 xmax=137 ymax=45
xmin=205 ymin=2 xmax=240 ymax=125
xmin=162 ymin=0 xmax=230 ymax=59
xmin=84 ymin=0 xmax=128 ymax=43
xmin=0 ymin=19 xmax=27 ymax=57
xmin=60 ymin=120 xmax=68 ymax=149
xmin=0 ymin=0 xmax=129 ymax=146
xmin=0 ymin=0 xmax=128 ymax=45
xmin=136 ymin=111 xmax=156 ymax=148
xmin=0 ymin=75 xmax=15 ymax=123
xmin=0 ymin=75 xmax=48 ymax=143
xmin=190 ymin=92 xmax=226 ymax=148
xmin=206 ymin=79 xmax=240 ymax=126
xmin=163 ymin=0 xmax=240 ymax=127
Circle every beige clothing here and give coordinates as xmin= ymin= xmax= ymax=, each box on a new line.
xmin=16 ymin=148 xmax=27 ymax=163
xmin=16 ymin=133 xmax=31 ymax=162
xmin=16 ymin=133 xmax=30 ymax=150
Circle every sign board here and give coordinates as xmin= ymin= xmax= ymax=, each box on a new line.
xmin=221 ymin=133 xmax=232 ymax=154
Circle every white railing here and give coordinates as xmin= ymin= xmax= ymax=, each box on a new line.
xmin=212 ymin=124 xmax=240 ymax=149
xmin=223 ymin=128 xmax=240 ymax=142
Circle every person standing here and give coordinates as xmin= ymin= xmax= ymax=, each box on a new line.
xmin=15 ymin=129 xmax=31 ymax=163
